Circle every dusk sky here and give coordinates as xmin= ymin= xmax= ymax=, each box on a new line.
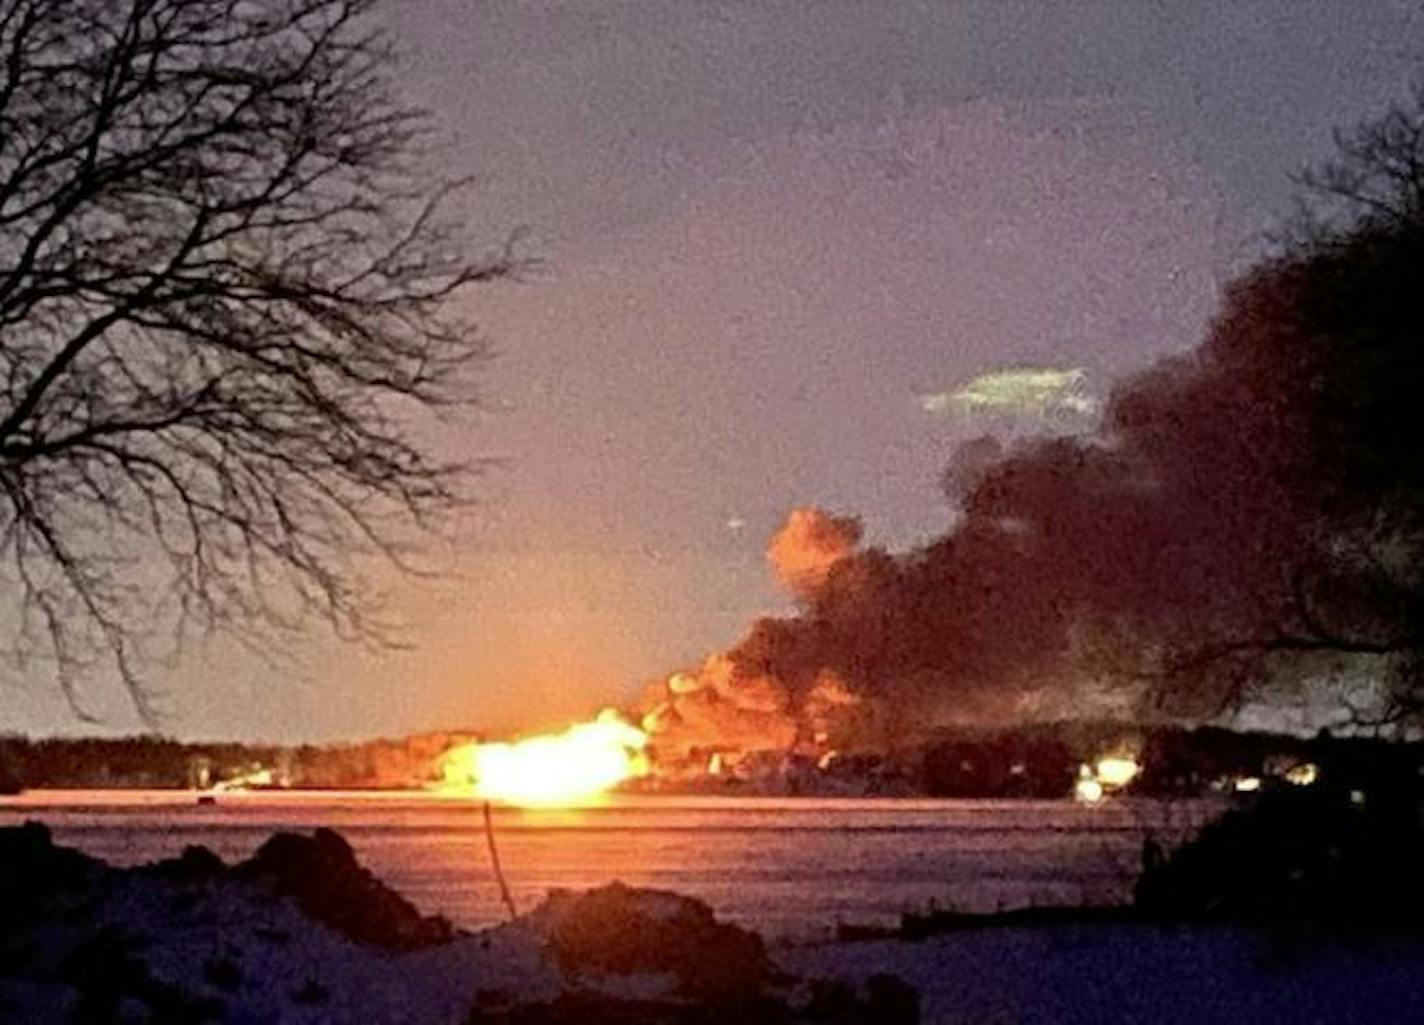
xmin=10 ymin=1 xmax=1422 ymax=740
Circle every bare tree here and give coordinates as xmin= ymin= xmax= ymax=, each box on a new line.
xmin=1138 ymin=89 xmax=1424 ymax=732
xmin=1294 ymin=80 xmax=1424 ymax=236
xmin=0 ymin=0 xmax=513 ymax=722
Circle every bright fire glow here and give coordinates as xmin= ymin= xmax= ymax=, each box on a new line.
xmin=212 ymin=767 xmax=274 ymax=792
xmin=1073 ymin=753 xmax=1139 ymax=802
xmin=438 ymin=709 xmax=648 ymax=806
xmin=1094 ymin=755 xmax=1140 ymax=788
xmin=1074 ymin=777 xmax=1105 ymax=803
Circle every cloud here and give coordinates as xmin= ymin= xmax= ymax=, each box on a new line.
xmin=920 ymin=367 xmax=1100 ymax=422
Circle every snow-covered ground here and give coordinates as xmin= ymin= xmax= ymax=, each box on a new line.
xmin=2 ymin=858 xmax=564 ymax=1023
xmin=7 ymin=821 xmax=1424 ymax=1023
xmin=781 ymin=924 xmax=1424 ymax=1024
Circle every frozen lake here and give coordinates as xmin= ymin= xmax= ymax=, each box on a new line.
xmin=0 ymin=789 xmax=1223 ymax=939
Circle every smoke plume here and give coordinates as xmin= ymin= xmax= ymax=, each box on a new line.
xmin=637 ymin=103 xmax=1424 ymax=764
xmin=646 ymin=233 xmax=1421 ymax=767
xmin=720 ymin=236 xmax=1420 ymax=736
xmin=766 ymin=508 xmax=863 ymax=599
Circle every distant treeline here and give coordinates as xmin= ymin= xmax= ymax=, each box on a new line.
xmin=0 ymin=731 xmax=472 ymax=792
xmin=915 ymin=722 xmax=1424 ymax=800
xmin=0 ymin=723 xmax=1419 ymax=798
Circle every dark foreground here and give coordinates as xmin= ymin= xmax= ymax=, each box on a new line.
xmin=3 ymin=821 xmax=1424 ymax=1024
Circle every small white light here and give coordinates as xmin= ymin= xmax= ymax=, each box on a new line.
xmin=1075 ymin=777 xmax=1104 ymax=803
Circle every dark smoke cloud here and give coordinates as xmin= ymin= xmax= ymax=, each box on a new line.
xmin=718 ymin=220 xmax=1424 ymax=736
xmin=940 ymin=434 xmax=1004 ymax=505
xmin=634 ymin=102 xmax=1424 ymax=757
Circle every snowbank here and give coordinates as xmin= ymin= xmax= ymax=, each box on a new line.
xmin=7 ymin=819 xmax=1420 ymax=1023
xmin=0 ymin=821 xmax=562 ymax=1023
xmin=0 ymin=822 xmax=905 ymax=1023
xmin=782 ymin=923 xmax=1424 ymax=1024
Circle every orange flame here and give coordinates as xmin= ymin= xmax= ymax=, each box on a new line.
xmin=438 ymin=709 xmax=649 ymax=806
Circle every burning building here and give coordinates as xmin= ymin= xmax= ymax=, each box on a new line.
xmin=632 ymin=655 xmax=863 ymax=782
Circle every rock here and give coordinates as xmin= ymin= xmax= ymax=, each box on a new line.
xmin=236 ymin=828 xmax=454 ymax=950
xmin=145 ymin=844 xmax=226 ymax=881
xmin=0 ymin=821 xmax=104 ymax=930
xmin=543 ymin=882 xmax=771 ymax=1003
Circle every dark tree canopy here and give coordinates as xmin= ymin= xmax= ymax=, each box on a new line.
xmin=0 ymin=0 xmax=510 ymax=721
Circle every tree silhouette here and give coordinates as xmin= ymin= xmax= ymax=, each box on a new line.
xmin=1174 ymin=91 xmax=1424 ymax=726
xmin=0 ymin=0 xmax=513 ymax=721
xmin=1086 ymin=91 xmax=1424 ymax=728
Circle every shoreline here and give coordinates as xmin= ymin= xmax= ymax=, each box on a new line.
xmin=6 ymin=820 xmax=1424 ymax=1024
xmin=0 ymin=789 xmax=1217 ymax=942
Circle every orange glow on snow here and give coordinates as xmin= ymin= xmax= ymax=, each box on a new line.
xmin=438 ymin=709 xmax=648 ymax=806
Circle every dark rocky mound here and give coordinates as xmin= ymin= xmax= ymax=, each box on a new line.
xmin=546 ymin=882 xmax=771 ymax=1002
xmin=0 ymin=821 xmax=104 ymax=929
xmin=0 ymin=824 xmax=223 ymax=1022
xmin=478 ymin=882 xmax=922 ymax=1024
xmin=1 ymin=822 xmax=453 ymax=951
xmin=235 ymin=827 xmax=455 ymax=950
xmin=1135 ymin=785 xmax=1424 ymax=928
xmin=143 ymin=843 xmax=228 ymax=881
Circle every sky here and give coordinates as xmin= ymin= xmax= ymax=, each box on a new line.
xmin=8 ymin=1 xmax=1424 ymax=740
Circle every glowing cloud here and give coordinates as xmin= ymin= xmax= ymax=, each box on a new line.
xmin=921 ymin=367 xmax=1099 ymax=420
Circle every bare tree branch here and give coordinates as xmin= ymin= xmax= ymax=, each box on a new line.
xmin=0 ymin=0 xmax=517 ymax=723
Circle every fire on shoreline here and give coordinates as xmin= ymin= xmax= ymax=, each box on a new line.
xmin=438 ymin=709 xmax=649 ymax=806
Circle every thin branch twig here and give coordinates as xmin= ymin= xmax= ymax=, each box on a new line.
xmin=483 ymin=799 xmax=517 ymax=922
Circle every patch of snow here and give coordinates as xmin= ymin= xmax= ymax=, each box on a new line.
xmin=780 ymin=925 xmax=1424 ymax=1024
xmin=6 ymin=867 xmax=561 ymax=1023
